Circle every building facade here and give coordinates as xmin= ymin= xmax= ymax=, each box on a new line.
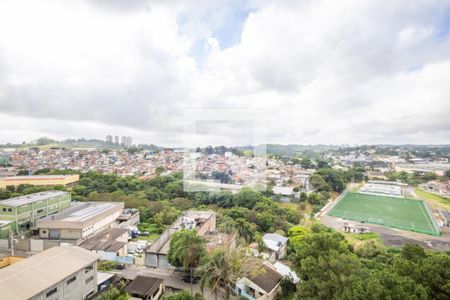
xmin=36 ymin=202 xmax=124 ymax=240
xmin=0 ymin=246 xmax=99 ymax=300
xmin=0 ymin=175 xmax=80 ymax=189
xmin=0 ymin=191 xmax=71 ymax=237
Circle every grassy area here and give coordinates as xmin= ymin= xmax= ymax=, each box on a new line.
xmin=344 ymin=232 xmax=384 ymax=250
xmin=328 ymin=192 xmax=439 ymax=236
xmin=97 ymin=260 xmax=118 ymax=271
xmin=415 ymin=188 xmax=450 ymax=209
xmin=348 ymin=232 xmax=379 ymax=241
xmin=134 ymin=234 xmax=159 ymax=243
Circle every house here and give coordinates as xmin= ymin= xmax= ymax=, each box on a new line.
xmin=272 ymin=187 xmax=294 ymax=202
xmin=235 ymin=263 xmax=283 ymax=300
xmin=123 ymin=276 xmax=164 ymax=300
xmin=439 ymin=210 xmax=450 ymax=227
xmin=273 ymin=262 xmax=299 ymax=284
xmin=262 ymin=233 xmax=288 ymax=260
xmin=0 ymin=246 xmax=99 ymax=300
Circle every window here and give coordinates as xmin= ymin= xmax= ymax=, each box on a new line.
xmin=67 ymin=276 xmax=76 ymax=285
xmin=7 ymin=208 xmax=12 ymax=212
xmin=2 ymin=208 xmax=6 ymax=212
xmin=46 ymin=287 xmax=57 ymax=298
xmin=85 ymin=264 xmax=93 ymax=273
xmin=85 ymin=276 xmax=93 ymax=284
xmin=37 ymin=208 xmax=44 ymax=214
xmin=42 ymin=230 xmax=47 ymax=234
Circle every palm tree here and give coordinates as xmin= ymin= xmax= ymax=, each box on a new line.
xmin=168 ymin=229 xmax=206 ymax=294
xmin=197 ymin=247 xmax=247 ymax=300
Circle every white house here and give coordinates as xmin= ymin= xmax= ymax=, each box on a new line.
xmin=262 ymin=233 xmax=288 ymax=260
xmin=235 ymin=263 xmax=283 ymax=300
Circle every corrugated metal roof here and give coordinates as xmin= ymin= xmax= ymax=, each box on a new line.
xmin=36 ymin=202 xmax=123 ymax=227
xmin=124 ymin=276 xmax=162 ymax=297
xmin=79 ymin=228 xmax=128 ymax=252
xmin=0 ymin=246 xmax=99 ymax=300
xmin=0 ymin=191 xmax=69 ymax=207
xmin=250 ymin=264 xmax=282 ymax=293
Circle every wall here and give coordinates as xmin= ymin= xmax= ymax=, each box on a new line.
xmin=30 ymin=262 xmax=97 ymax=300
xmin=0 ymin=175 xmax=79 ymax=188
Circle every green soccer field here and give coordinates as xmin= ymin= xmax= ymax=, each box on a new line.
xmin=328 ymin=192 xmax=440 ymax=236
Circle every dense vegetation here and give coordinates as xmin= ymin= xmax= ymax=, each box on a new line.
xmin=288 ymin=223 xmax=450 ymax=300
xmin=2 ymin=168 xmax=449 ymax=299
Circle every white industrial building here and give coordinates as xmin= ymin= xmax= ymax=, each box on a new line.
xmin=359 ymin=183 xmax=402 ymax=197
xmin=0 ymin=246 xmax=99 ymax=300
xmin=36 ymin=202 xmax=124 ymax=240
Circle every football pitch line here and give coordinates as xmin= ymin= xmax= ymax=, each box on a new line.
xmin=417 ymin=200 xmax=435 ymax=233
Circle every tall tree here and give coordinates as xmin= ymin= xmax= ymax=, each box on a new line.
xmin=168 ymin=230 xmax=206 ymax=294
xmin=197 ymin=248 xmax=247 ymax=300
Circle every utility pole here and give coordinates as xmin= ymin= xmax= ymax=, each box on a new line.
xmin=10 ymin=230 xmax=14 ymax=256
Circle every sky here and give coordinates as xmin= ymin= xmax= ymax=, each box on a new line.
xmin=0 ymin=0 xmax=449 ymax=146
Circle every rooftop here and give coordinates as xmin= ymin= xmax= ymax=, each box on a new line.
xmin=123 ymin=276 xmax=163 ymax=298
xmin=79 ymin=228 xmax=128 ymax=252
xmin=0 ymin=246 xmax=99 ymax=300
xmin=263 ymin=233 xmax=288 ymax=252
xmin=36 ymin=202 xmax=124 ymax=228
xmin=249 ymin=264 xmax=283 ymax=293
xmin=0 ymin=191 xmax=69 ymax=207
xmin=1 ymin=175 xmax=79 ymax=181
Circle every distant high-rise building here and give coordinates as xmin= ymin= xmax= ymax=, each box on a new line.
xmin=114 ymin=136 xmax=119 ymax=144
xmin=106 ymin=135 xmax=113 ymax=143
xmin=126 ymin=136 xmax=132 ymax=147
xmin=121 ymin=136 xmax=127 ymax=146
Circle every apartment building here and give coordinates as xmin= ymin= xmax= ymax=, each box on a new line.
xmin=0 ymin=191 xmax=71 ymax=236
xmin=0 ymin=246 xmax=99 ymax=300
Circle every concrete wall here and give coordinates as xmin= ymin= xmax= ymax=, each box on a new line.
xmin=29 ymin=261 xmax=97 ymax=300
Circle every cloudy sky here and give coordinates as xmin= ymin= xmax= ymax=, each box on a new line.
xmin=0 ymin=0 xmax=449 ymax=146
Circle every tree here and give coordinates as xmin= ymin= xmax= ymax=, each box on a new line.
xmin=96 ymin=281 xmax=129 ymax=300
xmin=197 ymin=248 xmax=247 ymax=300
xmin=168 ymin=230 xmax=206 ymax=294
xmin=400 ymin=243 xmax=426 ymax=262
xmin=162 ymin=291 xmax=203 ymax=300
xmin=416 ymin=254 xmax=450 ymax=299
xmin=233 ymin=188 xmax=263 ymax=209
xmin=341 ymin=269 xmax=428 ymax=300
xmin=310 ymin=174 xmax=332 ymax=192
xmin=300 ymin=158 xmax=313 ymax=169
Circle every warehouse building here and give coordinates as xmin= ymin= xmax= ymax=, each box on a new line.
xmin=0 ymin=246 xmax=99 ymax=300
xmin=0 ymin=191 xmax=71 ymax=236
xmin=145 ymin=211 xmax=216 ymax=268
xmin=0 ymin=174 xmax=80 ymax=189
xmin=36 ymin=202 xmax=124 ymax=240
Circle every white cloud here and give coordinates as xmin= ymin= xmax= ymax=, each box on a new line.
xmin=0 ymin=0 xmax=449 ymax=145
